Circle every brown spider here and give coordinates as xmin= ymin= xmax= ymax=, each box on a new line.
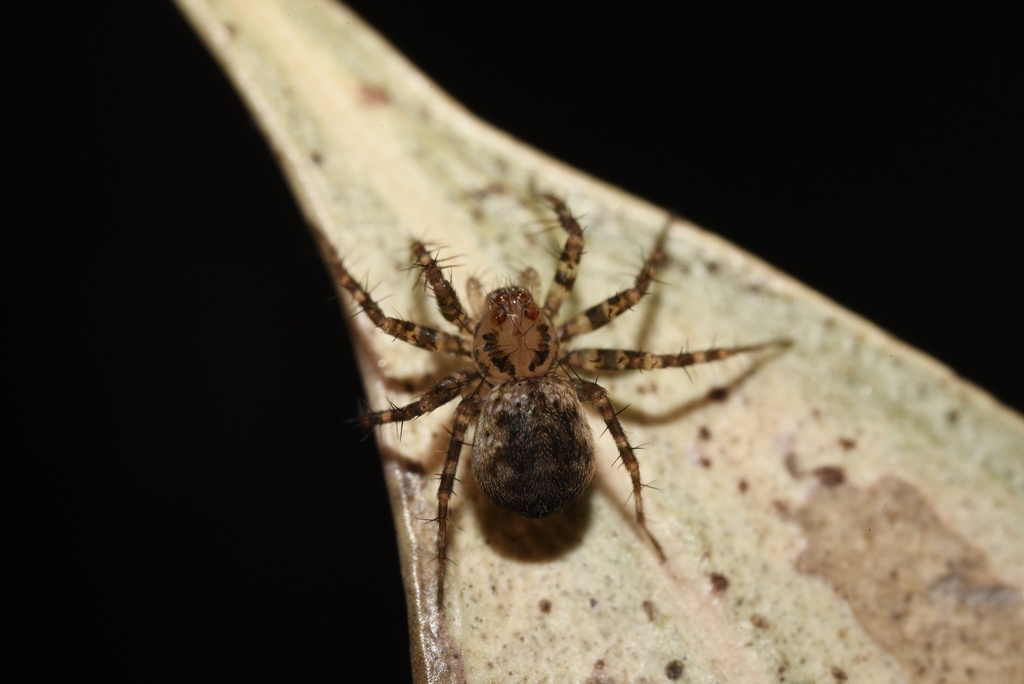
xmin=323 ymin=195 xmax=779 ymax=599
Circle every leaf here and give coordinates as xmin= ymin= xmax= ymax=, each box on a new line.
xmin=176 ymin=1 xmax=1024 ymax=682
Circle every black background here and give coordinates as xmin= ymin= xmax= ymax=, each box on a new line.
xmin=32 ymin=2 xmax=1020 ymax=680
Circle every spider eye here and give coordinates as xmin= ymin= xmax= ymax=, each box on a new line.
xmin=488 ymin=291 xmax=509 ymax=325
xmin=523 ymin=301 xmax=539 ymax=320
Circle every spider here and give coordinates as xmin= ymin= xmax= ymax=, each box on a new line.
xmin=323 ymin=194 xmax=780 ymax=600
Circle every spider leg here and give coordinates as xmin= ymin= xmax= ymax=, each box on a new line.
xmin=358 ymin=369 xmax=478 ymax=429
xmin=434 ymin=393 xmax=482 ymax=601
xmin=573 ymin=378 xmax=665 ymax=561
xmin=557 ymin=225 xmax=669 ymax=343
xmin=466 ymin=276 xmax=486 ymax=320
xmin=412 ymin=241 xmax=476 ymax=333
xmin=319 ymin=237 xmax=473 ymax=357
xmin=537 ymin=193 xmax=585 ymax=322
xmin=562 ymin=340 xmax=786 ymax=372
xmin=519 ymin=266 xmax=540 ymax=292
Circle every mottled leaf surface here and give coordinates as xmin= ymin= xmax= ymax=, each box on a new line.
xmin=177 ymin=2 xmax=1024 ymax=681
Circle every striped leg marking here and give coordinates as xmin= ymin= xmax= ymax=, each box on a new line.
xmin=573 ymin=379 xmax=665 ymax=560
xmin=557 ymin=225 xmax=668 ymax=343
xmin=321 ymin=240 xmax=473 ymax=357
xmin=563 ymin=341 xmax=785 ymax=372
xmin=412 ymin=241 xmax=475 ymax=333
xmin=538 ymin=193 xmax=585 ymax=323
xmin=434 ymin=395 xmax=481 ymax=601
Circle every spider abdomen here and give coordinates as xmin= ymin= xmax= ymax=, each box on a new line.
xmin=473 ymin=375 xmax=595 ymax=518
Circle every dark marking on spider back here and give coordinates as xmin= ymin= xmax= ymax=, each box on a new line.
xmin=473 ymin=375 xmax=595 ymax=518
xmin=473 ymin=286 xmax=556 ymax=384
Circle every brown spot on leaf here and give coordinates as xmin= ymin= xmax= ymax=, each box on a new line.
xmin=811 ymin=465 xmax=846 ymax=487
xmin=784 ymin=451 xmax=802 ymax=478
xmin=665 ymin=659 xmax=685 ymax=679
xmin=710 ymin=572 xmax=730 ymax=593
xmin=707 ymin=386 xmax=729 ymax=402
xmin=359 ymin=82 xmax=390 ymax=105
xmin=585 ymin=660 xmax=614 ymax=684
xmin=795 ymin=476 xmax=1024 ymax=683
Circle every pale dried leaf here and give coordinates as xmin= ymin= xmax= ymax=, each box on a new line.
xmin=176 ymin=1 xmax=1024 ymax=682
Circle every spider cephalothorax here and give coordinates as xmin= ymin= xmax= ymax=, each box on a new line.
xmin=473 ymin=286 xmax=556 ymax=382
xmin=322 ymin=194 xmax=779 ymax=600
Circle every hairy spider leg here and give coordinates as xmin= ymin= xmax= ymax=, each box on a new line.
xmin=563 ymin=341 xmax=786 ymax=372
xmin=357 ymin=368 xmax=479 ymax=429
xmin=411 ymin=241 xmax=476 ymax=333
xmin=557 ymin=224 xmax=669 ymax=343
xmin=320 ymin=238 xmax=473 ymax=357
xmin=573 ymin=379 xmax=665 ymax=560
xmin=537 ymin=193 xmax=585 ymax=322
xmin=434 ymin=394 xmax=482 ymax=600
